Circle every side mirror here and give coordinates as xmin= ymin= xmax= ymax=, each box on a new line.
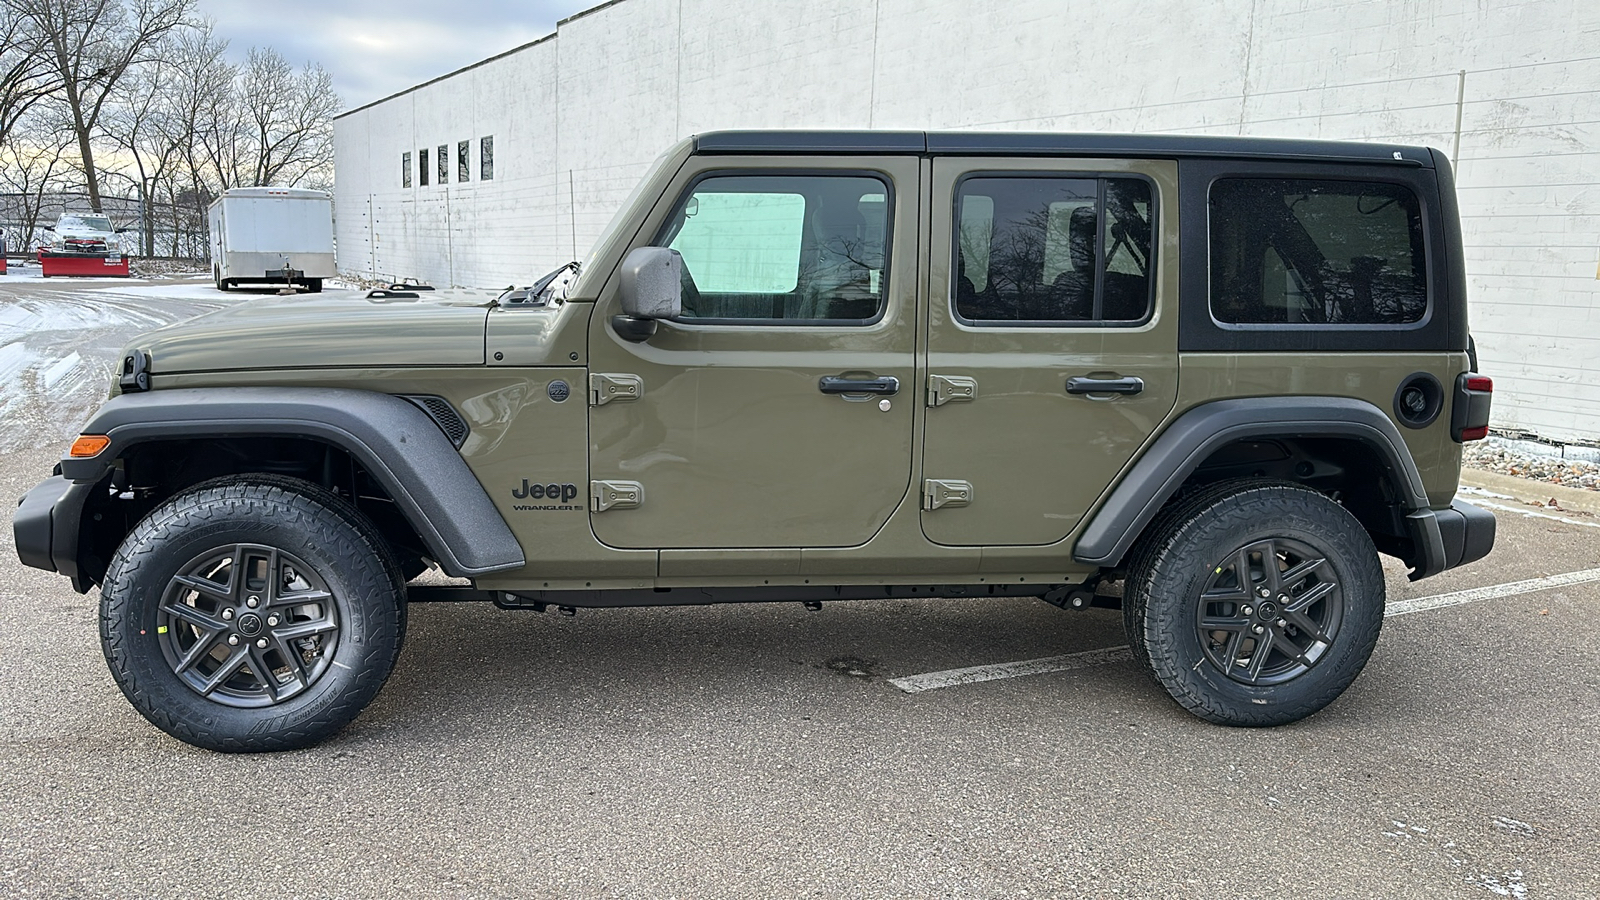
xmin=614 ymin=247 xmax=683 ymax=343
xmin=115 ymin=227 xmax=130 ymax=234
xmin=41 ymin=226 xmax=54 ymax=232
xmin=619 ymin=247 xmax=682 ymax=319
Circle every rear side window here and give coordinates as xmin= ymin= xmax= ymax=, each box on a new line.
xmin=1209 ymin=178 xmax=1427 ymax=326
xmin=655 ymin=173 xmax=891 ymax=323
xmin=954 ymin=176 xmax=1154 ymax=324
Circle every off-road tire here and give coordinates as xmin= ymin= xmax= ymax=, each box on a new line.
xmin=1123 ymin=480 xmax=1385 ymax=726
xmin=100 ymin=476 xmax=406 ymax=751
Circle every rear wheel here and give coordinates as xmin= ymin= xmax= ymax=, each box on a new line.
xmin=1123 ymin=481 xmax=1384 ymax=726
xmin=100 ymin=477 xmax=405 ymax=751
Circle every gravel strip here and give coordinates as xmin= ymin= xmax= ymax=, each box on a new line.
xmin=1465 ymin=437 xmax=1600 ymax=492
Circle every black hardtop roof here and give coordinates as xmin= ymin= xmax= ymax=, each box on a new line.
xmin=692 ymin=130 xmax=1436 ymax=167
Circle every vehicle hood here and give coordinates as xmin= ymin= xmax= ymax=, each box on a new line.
xmin=57 ymin=228 xmax=115 ymax=241
xmin=135 ymin=290 xmax=498 ymax=375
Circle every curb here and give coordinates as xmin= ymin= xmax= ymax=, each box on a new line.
xmin=1460 ymin=468 xmax=1600 ymax=516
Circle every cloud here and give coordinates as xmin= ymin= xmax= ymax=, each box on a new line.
xmin=199 ymin=0 xmax=589 ymax=109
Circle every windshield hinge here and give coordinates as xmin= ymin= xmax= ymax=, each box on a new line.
xmin=590 ymin=373 xmax=643 ymax=406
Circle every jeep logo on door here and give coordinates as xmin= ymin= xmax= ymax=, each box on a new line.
xmin=510 ymin=480 xmax=582 ymax=512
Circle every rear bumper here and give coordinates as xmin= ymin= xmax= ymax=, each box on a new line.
xmin=1407 ymin=498 xmax=1496 ymax=581
xmin=13 ymin=475 xmax=95 ymax=592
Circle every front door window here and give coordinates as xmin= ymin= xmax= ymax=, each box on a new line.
xmin=658 ymin=174 xmax=891 ymax=323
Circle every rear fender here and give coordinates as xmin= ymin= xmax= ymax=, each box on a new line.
xmin=1073 ymin=396 xmax=1447 ymax=578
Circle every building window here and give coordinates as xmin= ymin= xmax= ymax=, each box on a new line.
xmin=437 ymin=145 xmax=447 ymax=185
xmin=480 ymin=136 xmax=494 ymax=180
xmin=402 ymin=152 xmax=411 ymax=188
xmin=954 ymin=175 xmax=1154 ymax=324
xmin=419 ymin=148 xmax=429 ymax=186
xmin=1209 ymin=178 xmax=1427 ymax=325
xmin=458 ymin=140 xmax=470 ymax=183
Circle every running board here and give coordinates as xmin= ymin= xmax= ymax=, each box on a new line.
xmin=405 ymin=583 xmax=1075 ymax=609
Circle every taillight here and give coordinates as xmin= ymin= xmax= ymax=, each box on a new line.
xmin=1451 ymin=373 xmax=1493 ymax=443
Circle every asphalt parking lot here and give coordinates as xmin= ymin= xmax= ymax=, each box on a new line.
xmin=2 ymin=273 xmax=1598 ymax=898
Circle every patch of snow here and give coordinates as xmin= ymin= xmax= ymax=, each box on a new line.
xmin=1491 ymin=816 xmax=1534 ymax=835
xmin=1466 ymin=868 xmax=1528 ymax=899
xmin=40 ymin=351 xmax=81 ymax=389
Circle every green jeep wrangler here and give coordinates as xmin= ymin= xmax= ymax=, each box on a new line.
xmin=14 ymin=132 xmax=1496 ymax=751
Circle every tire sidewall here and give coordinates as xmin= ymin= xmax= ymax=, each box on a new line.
xmin=1140 ymin=486 xmax=1385 ymax=723
xmin=102 ymin=485 xmax=399 ymax=750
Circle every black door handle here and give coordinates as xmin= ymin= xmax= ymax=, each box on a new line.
xmin=1066 ymin=375 xmax=1144 ymax=396
xmin=819 ymin=375 xmax=900 ymax=395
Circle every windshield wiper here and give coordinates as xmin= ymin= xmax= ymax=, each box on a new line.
xmin=498 ymin=261 xmax=581 ymax=307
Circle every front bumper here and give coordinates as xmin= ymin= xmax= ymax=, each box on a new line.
xmin=13 ymin=475 xmax=96 ymax=592
xmin=1407 ymin=498 xmax=1496 ymax=581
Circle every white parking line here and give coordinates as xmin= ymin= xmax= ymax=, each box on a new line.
xmin=888 ymin=646 xmax=1135 ymax=694
xmin=1384 ymin=567 xmax=1600 ymax=617
xmin=889 ymin=567 xmax=1600 ymax=694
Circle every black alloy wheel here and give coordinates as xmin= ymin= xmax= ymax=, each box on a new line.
xmin=158 ymin=543 xmax=342 ymax=707
xmin=1123 ymin=480 xmax=1385 ymax=726
xmin=1194 ymin=537 xmax=1344 ymax=686
xmin=101 ymin=476 xmax=405 ymax=751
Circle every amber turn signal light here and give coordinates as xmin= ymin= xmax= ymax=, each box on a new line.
xmin=69 ymin=435 xmax=110 ymax=457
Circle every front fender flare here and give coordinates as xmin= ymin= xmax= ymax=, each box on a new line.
xmin=1073 ymin=396 xmax=1431 ymax=569
xmin=64 ymin=387 xmax=525 ymax=578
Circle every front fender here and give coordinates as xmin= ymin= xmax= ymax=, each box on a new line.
xmin=63 ymin=387 xmax=525 ymax=578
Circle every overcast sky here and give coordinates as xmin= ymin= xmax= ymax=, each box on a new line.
xmin=202 ymin=0 xmax=594 ymax=110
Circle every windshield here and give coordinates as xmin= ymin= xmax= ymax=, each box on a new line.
xmin=568 ymin=140 xmax=689 ymax=298
xmin=59 ymin=215 xmax=113 ymax=232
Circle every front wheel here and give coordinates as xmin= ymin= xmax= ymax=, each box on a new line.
xmin=1123 ymin=481 xmax=1385 ymax=726
xmin=100 ymin=477 xmax=405 ymax=751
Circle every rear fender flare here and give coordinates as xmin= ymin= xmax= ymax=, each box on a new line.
xmin=1073 ymin=396 xmax=1431 ymax=569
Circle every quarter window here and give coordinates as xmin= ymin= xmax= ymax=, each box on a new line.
xmin=1209 ymin=178 xmax=1427 ymax=325
xmin=655 ymin=173 xmax=890 ymax=322
xmin=954 ymin=176 xmax=1154 ymax=323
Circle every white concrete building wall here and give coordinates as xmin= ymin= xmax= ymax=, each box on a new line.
xmin=334 ymin=0 xmax=1600 ymax=442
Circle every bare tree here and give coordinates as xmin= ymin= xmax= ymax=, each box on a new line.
xmin=0 ymin=110 xmax=75 ymax=250
xmin=234 ymin=47 xmax=338 ymax=188
xmin=11 ymin=0 xmax=193 ymax=212
xmin=0 ymin=1 xmax=61 ymax=148
xmin=101 ymin=40 xmax=180 ymax=255
xmin=159 ymin=21 xmax=232 ymax=251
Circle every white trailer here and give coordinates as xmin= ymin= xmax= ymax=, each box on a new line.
xmin=207 ymin=187 xmax=335 ymax=292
